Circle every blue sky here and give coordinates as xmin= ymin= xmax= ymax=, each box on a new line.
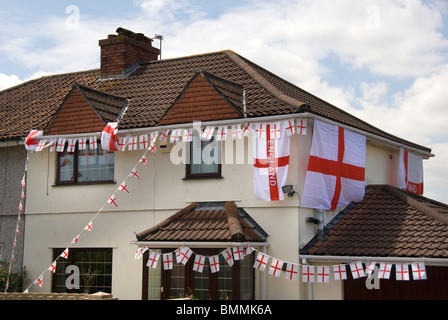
xmin=1 ymin=0 xmax=448 ymax=202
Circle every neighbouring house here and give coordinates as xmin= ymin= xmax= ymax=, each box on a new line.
xmin=0 ymin=27 xmax=446 ymax=300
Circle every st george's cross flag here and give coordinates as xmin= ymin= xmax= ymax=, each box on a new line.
xmin=25 ymin=130 xmax=43 ymax=151
xmin=253 ymin=122 xmax=290 ymax=201
xmin=397 ymin=148 xmax=423 ymax=195
xmin=101 ymin=122 xmax=119 ymax=151
xmin=301 ymin=120 xmax=366 ymax=210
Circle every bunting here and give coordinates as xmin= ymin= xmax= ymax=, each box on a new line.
xmin=133 ymin=245 xmax=428 ymax=286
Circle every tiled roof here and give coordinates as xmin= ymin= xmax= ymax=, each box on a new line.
xmin=76 ymin=84 xmax=129 ymax=123
xmin=0 ymin=49 xmax=432 ymax=153
xmin=0 ymin=70 xmax=99 ymax=140
xmin=136 ymin=201 xmax=268 ymax=243
xmin=300 ymin=185 xmax=448 ymax=259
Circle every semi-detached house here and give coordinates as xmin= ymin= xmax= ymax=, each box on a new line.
xmin=1 ymin=28 xmax=447 ymax=300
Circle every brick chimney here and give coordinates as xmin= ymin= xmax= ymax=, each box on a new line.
xmin=99 ymin=27 xmax=160 ymax=78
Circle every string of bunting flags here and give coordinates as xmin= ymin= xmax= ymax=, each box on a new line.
xmin=3 ymin=154 xmax=29 ymax=292
xmin=24 ymin=119 xmax=308 ymax=153
xmin=135 ymin=245 xmax=428 ymax=282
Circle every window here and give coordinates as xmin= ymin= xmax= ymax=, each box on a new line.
xmin=142 ymin=248 xmax=254 ymax=300
xmin=57 ymin=141 xmax=114 ymax=185
xmin=186 ymin=135 xmax=221 ymax=179
xmin=52 ymin=248 xmax=113 ymax=294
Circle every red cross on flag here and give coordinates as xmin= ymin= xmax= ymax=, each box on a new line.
xmin=57 ymin=138 xmax=66 ymax=152
xmin=60 ymin=248 xmax=69 ymax=259
xmin=101 ymin=122 xmax=119 ymax=151
xmin=253 ymin=123 xmax=290 ymax=201
xmin=34 ymin=276 xmax=44 ymax=288
xmin=268 ymin=258 xmax=284 ymax=277
xmin=89 ymin=137 xmax=97 ymax=150
xmin=232 ymin=246 xmax=245 ymax=261
xmin=333 ymin=264 xmax=347 ymax=280
xmin=221 ymin=248 xmax=234 ymax=266
xmin=163 ymin=253 xmax=173 ymax=270
xmin=67 ymin=139 xmax=76 ymax=152
xmin=25 ymin=130 xmax=43 ymax=151
xmin=216 ymin=126 xmax=228 ymax=141
xmin=411 ymin=262 xmax=426 ymax=280
xmin=209 ymin=255 xmax=220 ymax=273
xmin=349 ymin=262 xmax=365 ymax=279
xmin=182 ymin=129 xmax=193 ymax=142
xmin=170 ymin=129 xmax=182 ymax=144
xmin=397 ymin=148 xmax=424 ymax=195
xmin=84 ymin=221 xmax=93 ymax=232
xmin=128 ymin=136 xmax=138 ymax=151
xmin=232 ymin=124 xmax=242 ymax=140
xmin=159 ymin=129 xmax=170 ymax=143
xmin=193 ymin=255 xmax=206 ymax=273
xmin=48 ymin=261 xmax=57 ymax=274
xmin=378 ymin=263 xmax=392 ymax=279
xmin=178 ymin=246 xmax=192 ymax=265
xmin=285 ymin=263 xmax=299 ymax=280
xmin=78 ymin=137 xmax=87 ymax=150
xmin=302 ymin=265 xmax=315 ymax=283
xmin=202 ymin=126 xmax=215 ymax=141
xmin=146 ymin=251 xmax=160 ymax=269
xmin=395 ymin=264 xmax=410 ymax=281
xmin=253 ymin=252 xmax=269 ymax=271
xmin=301 ymin=120 xmax=366 ymax=210
xmin=365 ymin=261 xmax=376 ymax=277
xmin=135 ymin=247 xmax=148 ymax=259
xmin=316 ymin=266 xmax=330 ymax=283
xmin=139 ymin=134 xmax=149 ymax=150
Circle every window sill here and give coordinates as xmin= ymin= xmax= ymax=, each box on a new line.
xmin=182 ymin=176 xmax=223 ymax=181
xmin=52 ymin=180 xmax=116 ymax=187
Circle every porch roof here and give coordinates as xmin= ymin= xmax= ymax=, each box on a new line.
xmin=136 ymin=201 xmax=268 ymax=243
xmin=300 ymin=185 xmax=448 ymax=260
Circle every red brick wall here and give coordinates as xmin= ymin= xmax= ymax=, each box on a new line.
xmin=45 ymin=88 xmax=106 ymax=135
xmin=99 ymin=35 xmax=159 ymax=78
xmin=160 ymin=75 xmax=241 ymax=125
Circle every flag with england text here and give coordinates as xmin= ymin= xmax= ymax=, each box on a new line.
xmin=253 ymin=122 xmax=290 ymax=201
xmin=301 ymin=120 xmax=366 ymax=210
xmin=397 ymin=148 xmax=423 ymax=195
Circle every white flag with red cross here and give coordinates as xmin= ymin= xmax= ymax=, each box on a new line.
xmin=268 ymin=258 xmax=283 ymax=277
xmin=25 ymin=130 xmax=43 ymax=151
xmin=221 ymin=248 xmax=234 ymax=266
xmin=284 ymin=263 xmax=299 ymax=280
xmin=302 ymin=265 xmax=315 ymax=283
xmin=163 ymin=253 xmax=173 ymax=270
xmin=397 ymin=148 xmax=423 ymax=195
xmin=349 ymin=262 xmax=365 ymax=279
xmin=316 ymin=266 xmax=330 ymax=283
xmin=101 ymin=122 xmax=119 ymax=151
xmin=209 ymin=255 xmax=220 ymax=273
xmin=253 ymin=252 xmax=269 ymax=271
xmin=411 ymin=262 xmax=426 ymax=280
xmin=193 ymin=255 xmax=206 ymax=273
xmin=301 ymin=120 xmax=366 ymax=210
xmin=146 ymin=251 xmax=160 ymax=269
xmin=253 ymin=122 xmax=290 ymax=201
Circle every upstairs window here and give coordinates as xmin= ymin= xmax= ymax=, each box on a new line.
xmin=57 ymin=141 xmax=114 ymax=185
xmin=185 ymin=135 xmax=221 ymax=179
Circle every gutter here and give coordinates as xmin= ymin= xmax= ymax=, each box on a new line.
xmin=299 ymin=254 xmax=448 ymax=267
xmin=30 ymin=112 xmax=433 ymax=158
xmin=131 ymin=240 xmax=269 ymax=249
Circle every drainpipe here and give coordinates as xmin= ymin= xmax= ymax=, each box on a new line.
xmin=306 ymin=209 xmax=325 ymax=241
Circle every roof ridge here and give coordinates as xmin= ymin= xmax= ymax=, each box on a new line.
xmin=382 ymin=185 xmax=448 ymax=225
xmin=224 ymin=50 xmax=306 ymax=110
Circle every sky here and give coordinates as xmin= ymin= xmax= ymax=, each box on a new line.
xmin=1 ymin=0 xmax=447 ymax=203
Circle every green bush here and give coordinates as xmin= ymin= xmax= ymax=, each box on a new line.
xmin=0 ymin=260 xmax=29 ymax=292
